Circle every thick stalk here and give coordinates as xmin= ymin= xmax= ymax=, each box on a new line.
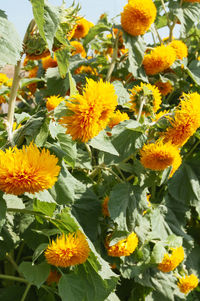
xmin=7 ymin=60 xmax=22 ymax=144
xmin=0 ymin=274 xmax=28 ymax=283
xmin=106 ymin=30 xmax=119 ymax=82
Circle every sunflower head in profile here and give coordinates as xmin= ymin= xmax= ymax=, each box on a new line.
xmin=177 ymin=274 xmax=199 ymax=294
xmin=163 ymin=92 xmax=200 ymax=147
xmin=158 ymin=246 xmax=184 ymax=273
xmin=169 ymin=40 xmax=188 ymax=60
xmin=129 ymin=82 xmax=161 ymax=116
xmin=121 ymin=0 xmax=157 ymax=36
xmin=45 ymin=231 xmax=90 ymax=267
xmin=60 ymin=78 xmax=118 ymax=142
xmin=0 ymin=143 xmax=60 ymax=195
xmin=106 ymin=232 xmax=138 ymax=257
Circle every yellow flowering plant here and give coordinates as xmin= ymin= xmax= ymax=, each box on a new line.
xmin=0 ymin=0 xmax=200 ymax=300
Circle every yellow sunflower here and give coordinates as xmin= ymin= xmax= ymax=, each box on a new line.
xmin=158 ymin=246 xmax=184 ymax=273
xmin=106 ymin=232 xmax=138 ymax=257
xmin=0 ymin=143 xmax=60 ymax=195
xmin=178 ymin=274 xmax=199 ymax=294
xmin=121 ymin=0 xmax=157 ymax=36
xmin=45 ymin=231 xmax=90 ymax=267
xmin=143 ymin=45 xmax=176 ymax=75
xmin=129 ymin=83 xmax=162 ymax=115
xmin=169 ymin=40 xmax=188 ymax=60
xmin=46 ymin=95 xmax=64 ymax=112
xmin=155 ymin=81 xmax=173 ymax=96
xmin=108 ymin=111 xmax=129 ymax=129
xmin=72 ymin=18 xmax=92 ymax=39
xmin=140 ymin=140 xmax=182 ymax=172
xmin=163 ymin=92 xmax=200 ymax=147
xmin=0 ymin=73 xmax=11 ymax=86
xmin=70 ymin=41 xmax=86 ymax=58
xmin=60 ymin=78 xmax=118 ymax=142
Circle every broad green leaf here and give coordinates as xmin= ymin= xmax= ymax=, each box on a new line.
xmin=45 ymin=67 xmax=69 ymax=96
xmin=186 ymin=60 xmax=200 ymax=85
xmin=151 ymin=242 xmax=166 ymax=264
xmin=83 ymin=23 xmax=111 ymax=47
xmin=30 ymin=0 xmax=45 ymax=42
xmin=0 ymin=16 xmax=22 ymax=67
xmin=112 ymin=81 xmax=130 ymax=105
xmin=58 ymin=274 xmax=85 ymax=301
xmin=20 ymin=78 xmax=44 ymax=89
xmin=89 ymin=131 xmax=119 ymax=156
xmin=35 ymin=118 xmax=49 ymax=147
xmin=33 ymin=199 xmax=56 ymax=216
xmin=19 ymin=261 xmax=50 ymax=288
xmin=49 ymin=120 xmax=65 ymax=139
xmin=55 ymin=46 xmax=70 ymax=78
xmin=3 ymin=194 xmax=25 ymax=209
xmin=57 ymin=133 xmax=77 ymax=168
xmin=123 ymin=31 xmax=147 ymax=81
xmin=109 ymin=183 xmax=148 ymax=232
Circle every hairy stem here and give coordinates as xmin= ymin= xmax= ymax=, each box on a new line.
xmin=137 ymin=98 xmax=145 ymax=122
xmin=106 ymin=30 xmax=119 ymax=82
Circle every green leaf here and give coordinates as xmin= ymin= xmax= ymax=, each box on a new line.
xmin=30 ymin=0 xmax=60 ymax=51
xmin=3 ymin=194 xmax=25 ymax=209
xmin=109 ymin=183 xmax=148 ymax=232
xmin=32 ymin=243 xmax=49 ymax=263
xmin=55 ymin=46 xmax=70 ymax=78
xmin=58 ymin=274 xmax=85 ymax=301
xmin=19 ymin=261 xmax=50 ymax=288
xmin=123 ymin=31 xmax=147 ymax=81
xmin=112 ymin=81 xmax=130 ymax=105
xmin=57 ymin=133 xmax=77 ymax=168
xmin=33 ymin=199 xmax=56 ymax=216
xmin=89 ymin=131 xmax=119 ymax=156
xmin=83 ymin=23 xmax=111 ymax=47
xmin=68 ymin=70 xmax=78 ymax=95
xmin=0 ymin=197 xmax=6 ymax=232
xmin=49 ymin=120 xmax=65 ymax=139
xmin=186 ymin=60 xmax=200 ymax=85
xmin=35 ymin=118 xmax=49 ymax=147
xmin=45 ymin=67 xmax=70 ymax=96
xmin=151 ymin=242 xmax=166 ymax=264
xmin=0 ymin=16 xmax=22 ymax=67
xmin=20 ymin=78 xmax=44 ymax=89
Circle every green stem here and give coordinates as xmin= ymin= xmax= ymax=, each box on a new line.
xmin=184 ymin=140 xmax=200 ymax=160
xmin=160 ymin=0 xmax=170 ymax=28
xmin=6 ymin=253 xmax=21 ymax=276
xmin=114 ymin=165 xmax=126 ymax=181
xmin=21 ymin=283 xmax=32 ymax=301
xmin=7 ymin=60 xmax=22 ymax=145
xmin=0 ymin=274 xmax=28 ymax=283
xmin=85 ymin=143 xmax=92 ymax=161
xmin=106 ymin=30 xmax=119 ymax=82
xmin=151 ymin=181 xmax=156 ymax=200
xmin=137 ymin=98 xmax=145 ymax=122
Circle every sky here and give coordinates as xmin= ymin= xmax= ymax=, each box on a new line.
xmin=1 ymin=0 xmax=127 ymax=38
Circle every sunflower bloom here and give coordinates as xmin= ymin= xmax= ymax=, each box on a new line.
xmin=46 ymin=270 xmax=61 ymax=285
xmin=169 ymin=40 xmax=188 ymax=60
xmin=121 ymin=0 xmax=157 ymax=36
xmin=60 ymin=78 xmax=118 ymax=142
xmin=0 ymin=73 xmax=11 ymax=86
xmin=108 ymin=111 xmax=129 ymax=129
xmin=72 ymin=18 xmax=92 ymax=39
xmin=155 ymin=81 xmax=173 ymax=96
xmin=158 ymin=246 xmax=184 ymax=273
xmin=143 ymin=45 xmax=176 ymax=75
xmin=0 ymin=143 xmax=60 ymax=195
xmin=42 ymin=54 xmax=57 ymax=70
xmin=129 ymin=83 xmax=162 ymax=115
xmin=102 ymin=196 xmax=110 ymax=217
xmin=70 ymin=41 xmax=86 ymax=58
xmin=106 ymin=232 xmax=138 ymax=257
xmin=178 ymin=274 xmax=199 ymax=294
xmin=140 ymin=140 xmax=182 ymax=172
xmin=45 ymin=231 xmax=90 ymax=267
xmin=46 ymin=95 xmax=64 ymax=111
xmin=163 ymin=92 xmax=200 ymax=147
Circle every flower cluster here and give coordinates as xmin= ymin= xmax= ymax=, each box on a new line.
xmin=177 ymin=274 xmax=199 ymax=294
xmin=60 ymin=78 xmax=118 ymax=142
xmin=45 ymin=231 xmax=90 ymax=267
